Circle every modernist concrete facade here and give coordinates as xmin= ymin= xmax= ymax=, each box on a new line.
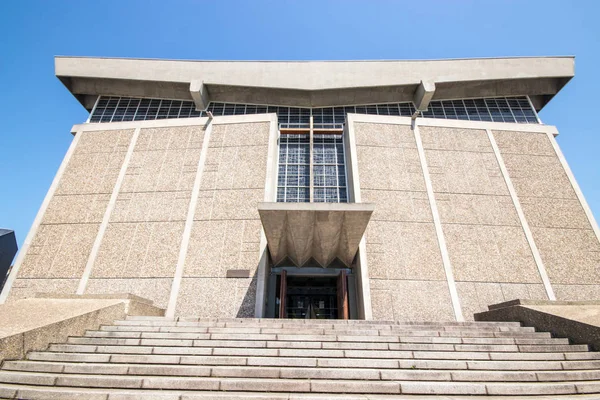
xmin=1 ymin=56 xmax=599 ymax=323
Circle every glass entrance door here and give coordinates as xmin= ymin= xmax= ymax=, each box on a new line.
xmin=268 ymin=267 xmax=355 ymax=319
xmin=286 ymin=275 xmax=338 ymax=319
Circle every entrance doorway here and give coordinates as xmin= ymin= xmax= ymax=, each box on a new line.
xmin=267 ymin=268 xmax=354 ymax=319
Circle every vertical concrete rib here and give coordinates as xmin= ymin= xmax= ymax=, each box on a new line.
xmin=165 ymin=120 xmax=213 ymax=317
xmin=76 ymin=127 xmax=141 ymax=295
xmin=346 ymin=114 xmax=372 ymax=319
xmin=255 ymin=114 xmax=279 ymax=317
xmin=546 ymin=132 xmax=600 ymax=245
xmin=486 ymin=129 xmax=556 ymax=300
xmin=0 ymin=130 xmax=84 ymax=303
xmin=412 ymin=121 xmax=464 ymax=322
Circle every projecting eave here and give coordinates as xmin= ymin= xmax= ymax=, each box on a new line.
xmin=258 ymin=202 xmax=374 ymax=269
xmin=55 ymin=56 xmax=574 ymax=111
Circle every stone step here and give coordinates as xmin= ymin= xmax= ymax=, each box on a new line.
xmin=67 ymin=335 xmax=571 ymax=348
xmin=3 ymin=315 xmax=599 ymax=398
xmin=25 ymin=350 xmax=600 ymax=366
xmin=125 ymin=315 xmax=523 ymax=327
xmin=7 ymin=360 xmax=600 ymax=383
xmin=1 ymin=370 xmax=599 ymax=396
xmin=3 ymin=385 xmax=600 ymax=400
xmin=84 ymin=330 xmax=554 ymax=343
xmin=47 ymin=341 xmax=590 ymax=356
xmin=113 ymin=319 xmax=533 ymax=333
xmin=95 ymin=325 xmax=551 ymax=339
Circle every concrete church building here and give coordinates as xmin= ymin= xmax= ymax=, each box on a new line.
xmin=6 ymin=56 xmax=600 ymax=398
xmin=1 ymin=55 xmax=599 ymax=324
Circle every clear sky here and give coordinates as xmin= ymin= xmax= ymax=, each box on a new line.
xmin=0 ymin=0 xmax=599 ymax=249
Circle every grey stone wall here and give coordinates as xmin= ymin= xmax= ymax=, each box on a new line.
xmin=355 ymin=121 xmax=600 ymax=321
xmin=354 ymin=122 xmax=456 ymax=321
xmin=493 ymin=130 xmax=600 ymax=301
xmin=9 ymin=129 xmax=134 ymax=301
xmin=9 ymin=117 xmax=599 ymax=322
xmin=175 ymin=122 xmax=270 ymax=317
xmin=421 ymin=126 xmax=547 ymax=319
xmin=85 ymin=126 xmax=204 ymax=308
xmin=7 ymin=121 xmax=270 ymax=317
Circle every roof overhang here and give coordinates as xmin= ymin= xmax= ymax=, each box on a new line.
xmin=258 ymin=202 xmax=374 ymax=268
xmin=55 ymin=56 xmax=574 ymax=111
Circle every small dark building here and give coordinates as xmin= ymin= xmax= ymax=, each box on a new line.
xmin=0 ymin=229 xmax=17 ymax=292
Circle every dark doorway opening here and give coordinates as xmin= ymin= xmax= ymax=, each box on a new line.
xmin=272 ymin=269 xmax=350 ymax=319
xmin=285 ymin=275 xmax=337 ymax=319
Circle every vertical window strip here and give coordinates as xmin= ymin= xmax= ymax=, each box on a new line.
xmin=277 ymin=134 xmax=311 ymax=203
xmin=312 ymin=134 xmax=347 ymax=203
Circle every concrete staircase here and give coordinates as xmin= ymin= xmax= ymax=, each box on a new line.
xmin=1 ymin=317 xmax=600 ymax=399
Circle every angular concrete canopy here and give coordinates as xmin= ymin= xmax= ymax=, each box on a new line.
xmin=55 ymin=56 xmax=574 ymax=111
xmin=258 ymin=202 xmax=375 ymax=268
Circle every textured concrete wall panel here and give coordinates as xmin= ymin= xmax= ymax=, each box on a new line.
xmin=209 ymin=122 xmax=270 ymax=148
xmin=110 ymin=191 xmax=191 ymax=223
xmin=519 ymin=197 xmax=592 ymax=230
xmin=357 ymin=146 xmax=424 ymax=192
xmin=492 ymin=130 xmax=555 ymax=156
xmin=175 ymin=277 xmax=256 ymax=318
xmin=354 ymin=122 xmax=416 ymax=149
xmin=42 ymin=194 xmax=110 ymax=224
xmin=55 ymin=130 xmax=133 ymax=196
xmin=73 ymin=129 xmax=134 ymax=155
xmin=7 ymin=279 xmax=79 ymax=302
xmin=354 ymin=123 xmax=424 ymax=192
xmin=370 ymin=280 xmax=455 ymax=321
xmin=183 ymin=219 xmax=261 ymax=278
xmin=201 ymin=145 xmax=268 ymax=190
xmin=178 ymin=122 xmax=270 ymax=317
xmin=531 ymin=227 xmax=600 ymax=285
xmin=420 ymin=127 xmax=491 ymax=153
xmin=8 ymin=130 xmax=134 ymax=300
xmin=494 ymin=130 xmax=600 ymax=295
xmin=85 ymin=278 xmax=173 ymax=309
xmin=85 ymin=125 xmax=205 ymax=305
xmin=418 ymin=126 xmax=547 ymax=318
xmin=353 ymin=121 xmax=454 ymax=321
xmin=553 ymin=284 xmax=600 ymax=301
xmin=501 ymin=153 xmax=577 ymax=199
xmin=365 ymin=221 xmax=444 ymax=281
xmin=55 ymin=151 xmax=128 ymax=195
xmin=120 ymin=148 xmax=201 ymax=193
xmin=195 ymin=189 xmax=263 ymax=221
xmin=18 ymin=224 xmax=100 ymax=278
xmin=361 ymin=190 xmax=431 ymax=223
xmin=135 ymin=126 xmax=205 ymax=151
xmin=91 ymin=222 xmax=184 ymax=278
xmin=436 ymin=193 xmax=519 ymax=226
xmin=443 ymin=224 xmax=540 ymax=283
xmin=457 ymin=282 xmax=548 ymax=321
xmin=425 ymin=150 xmax=507 ymax=196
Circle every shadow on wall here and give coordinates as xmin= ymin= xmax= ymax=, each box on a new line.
xmin=0 ymin=266 xmax=10 ymax=294
xmin=236 ymin=274 xmax=258 ymax=318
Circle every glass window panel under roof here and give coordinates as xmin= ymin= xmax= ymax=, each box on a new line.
xmin=89 ymin=96 xmax=539 ymax=125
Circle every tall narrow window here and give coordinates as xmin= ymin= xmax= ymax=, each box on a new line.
xmin=313 ymin=134 xmax=347 ymax=202
xmin=277 ymin=134 xmax=311 ymax=202
xmin=277 ymin=131 xmax=348 ymax=203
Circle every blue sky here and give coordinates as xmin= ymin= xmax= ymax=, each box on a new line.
xmin=0 ymin=0 xmax=599 ymax=249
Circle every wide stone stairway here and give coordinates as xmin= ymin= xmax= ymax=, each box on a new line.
xmin=1 ymin=317 xmax=600 ymax=399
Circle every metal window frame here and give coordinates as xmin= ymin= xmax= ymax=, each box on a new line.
xmin=277 ymin=128 xmax=348 ymax=204
xmin=89 ymin=95 xmax=540 ymax=126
